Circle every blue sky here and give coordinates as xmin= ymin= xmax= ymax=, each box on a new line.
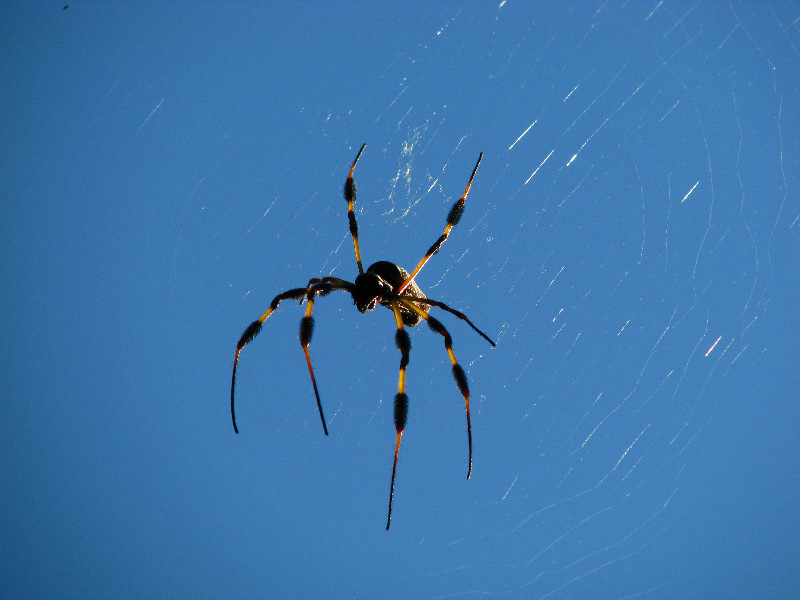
xmin=2 ymin=2 xmax=798 ymax=598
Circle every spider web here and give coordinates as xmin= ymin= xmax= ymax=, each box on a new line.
xmin=217 ymin=3 xmax=799 ymax=598
xmin=3 ymin=3 xmax=798 ymax=599
xmin=224 ymin=4 xmax=797 ymax=598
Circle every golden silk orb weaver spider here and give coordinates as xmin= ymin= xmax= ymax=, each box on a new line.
xmin=230 ymin=144 xmax=495 ymax=529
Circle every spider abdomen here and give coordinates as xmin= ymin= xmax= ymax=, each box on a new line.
xmin=366 ymin=261 xmax=430 ymax=326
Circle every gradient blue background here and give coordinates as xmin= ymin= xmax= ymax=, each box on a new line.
xmin=2 ymin=2 xmax=798 ymax=598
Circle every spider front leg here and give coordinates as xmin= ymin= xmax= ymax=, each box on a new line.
xmin=344 ymin=143 xmax=367 ymax=275
xmin=387 ymin=301 xmax=410 ymax=530
xmin=299 ymin=286 xmax=329 ymax=436
xmin=231 ymin=278 xmax=352 ymax=435
xmin=399 ymin=299 xmax=473 ymax=479
xmin=231 ymin=287 xmax=308 ymax=433
xmin=298 ymin=277 xmax=357 ymax=434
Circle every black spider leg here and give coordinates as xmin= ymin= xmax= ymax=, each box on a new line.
xmin=299 ymin=277 xmax=357 ymax=434
xmin=344 ymin=143 xmax=367 ymax=275
xmin=398 ymin=152 xmax=483 ymax=295
xmin=398 ymin=298 xmax=474 ymax=479
xmin=231 ymin=278 xmax=354 ymax=435
xmin=298 ymin=279 xmax=343 ymax=435
xmin=386 ymin=301 xmax=410 ymax=530
xmin=232 ymin=287 xmax=306 ymax=434
xmin=401 ymin=294 xmax=496 ymax=347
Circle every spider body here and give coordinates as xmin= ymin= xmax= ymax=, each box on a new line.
xmin=355 ymin=261 xmax=429 ymax=325
xmin=231 ymin=144 xmax=494 ymax=529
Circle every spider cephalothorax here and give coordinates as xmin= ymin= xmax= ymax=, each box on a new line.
xmin=353 ymin=261 xmax=430 ymax=325
xmin=352 ymin=268 xmax=392 ymax=314
xmin=230 ymin=144 xmax=494 ymax=529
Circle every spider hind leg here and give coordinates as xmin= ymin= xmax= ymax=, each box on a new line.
xmin=397 ymin=152 xmax=483 ymax=295
xmin=398 ymin=301 xmax=474 ymax=480
xmin=386 ymin=303 xmax=411 ymax=530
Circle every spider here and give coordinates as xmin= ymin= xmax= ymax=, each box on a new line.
xmin=231 ymin=144 xmax=495 ymax=529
